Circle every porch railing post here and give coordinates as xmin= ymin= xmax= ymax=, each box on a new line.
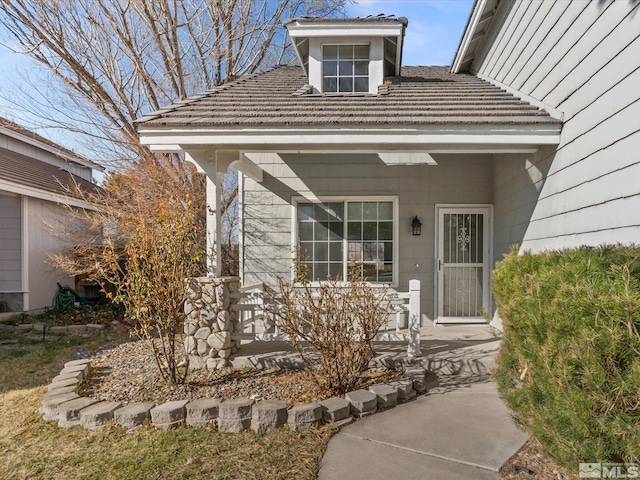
xmin=407 ymin=279 xmax=422 ymax=358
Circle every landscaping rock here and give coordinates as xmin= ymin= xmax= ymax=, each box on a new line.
xmin=207 ymin=331 xmax=231 ymax=350
xmin=113 ymin=402 xmax=155 ymax=428
xmin=217 ymin=310 xmax=230 ymax=331
xmin=44 ymin=385 xmax=78 ymax=398
xmin=251 ymin=400 xmax=287 ymax=433
xmin=404 ymin=367 xmax=428 ymax=394
xmin=386 ymin=378 xmax=417 ymax=403
xmin=51 ymin=370 xmax=84 ymax=383
xmin=151 ymin=400 xmax=189 ymax=430
xmin=194 ymin=327 xmax=211 ymax=340
xmin=188 ymin=354 xmax=205 ymax=370
xmin=41 ymin=392 xmax=80 ymax=421
xmin=369 ymin=384 xmax=398 ymax=409
xmin=218 ymin=398 xmax=254 ymax=432
xmin=59 ymin=363 xmax=90 ymax=381
xmin=80 ymin=401 xmax=122 ymax=430
xmin=197 ymin=339 xmax=209 ymax=356
xmin=320 ymin=397 xmax=351 ymax=423
xmin=216 ymin=284 xmax=230 ymax=309
xmin=64 ymin=358 xmax=92 ymax=371
xmin=47 ymin=376 xmax=80 ymax=391
xmin=58 ymin=397 xmax=99 ymax=427
xmin=183 ymin=336 xmax=196 ymax=355
xmin=345 ymin=389 xmax=377 ymax=417
xmin=287 ymin=403 xmax=321 ymax=431
xmin=184 ymin=320 xmax=198 ymax=335
xmin=186 ymin=398 xmax=220 ymax=428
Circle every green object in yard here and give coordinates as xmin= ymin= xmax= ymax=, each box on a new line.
xmin=52 ymin=283 xmax=86 ymax=309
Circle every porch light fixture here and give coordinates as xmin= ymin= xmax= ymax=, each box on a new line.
xmin=411 ymin=216 xmax=422 ymax=236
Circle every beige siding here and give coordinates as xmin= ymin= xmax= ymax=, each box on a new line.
xmin=26 ymin=198 xmax=76 ymax=310
xmin=242 ymin=152 xmax=493 ymax=324
xmin=474 ymin=0 xmax=640 ymax=251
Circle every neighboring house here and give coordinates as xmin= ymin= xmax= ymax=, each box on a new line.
xmin=0 ymin=118 xmax=103 ymax=312
xmin=136 ymin=1 xmax=639 ymax=327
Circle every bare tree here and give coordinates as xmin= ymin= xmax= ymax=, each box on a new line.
xmin=0 ymin=0 xmax=349 ymax=163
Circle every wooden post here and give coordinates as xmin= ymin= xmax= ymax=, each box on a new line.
xmin=407 ymin=279 xmax=422 ymax=358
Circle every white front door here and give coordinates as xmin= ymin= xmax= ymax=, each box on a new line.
xmin=436 ymin=206 xmax=492 ymax=324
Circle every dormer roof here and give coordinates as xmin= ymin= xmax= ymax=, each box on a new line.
xmin=284 ymin=15 xmax=408 ymax=77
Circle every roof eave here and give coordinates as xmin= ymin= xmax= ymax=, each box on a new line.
xmin=451 ymin=0 xmax=494 ymax=74
xmin=138 ymin=123 xmax=561 ymax=154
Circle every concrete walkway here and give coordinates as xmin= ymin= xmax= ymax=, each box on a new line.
xmin=318 ymin=326 xmax=528 ymax=480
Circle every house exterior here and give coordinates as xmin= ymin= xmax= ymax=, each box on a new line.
xmin=136 ymin=1 xmax=639 ymax=328
xmin=0 ymin=118 xmax=102 ymax=312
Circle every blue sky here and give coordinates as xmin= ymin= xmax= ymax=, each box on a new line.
xmin=0 ymin=0 xmax=474 ymax=152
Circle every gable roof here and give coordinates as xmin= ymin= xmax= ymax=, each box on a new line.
xmin=0 ymin=117 xmax=104 ymax=172
xmin=451 ymin=0 xmax=500 ymax=73
xmin=136 ymin=65 xmax=561 ymax=129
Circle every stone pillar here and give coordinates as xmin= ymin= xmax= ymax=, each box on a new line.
xmin=184 ymin=276 xmax=241 ymax=371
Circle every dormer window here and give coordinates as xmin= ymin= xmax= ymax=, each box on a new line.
xmin=322 ymin=45 xmax=370 ymax=93
xmin=285 ymin=16 xmax=407 ymax=96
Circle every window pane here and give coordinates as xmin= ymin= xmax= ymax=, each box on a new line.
xmin=313 ymin=204 xmax=329 ymax=221
xmin=314 ymin=263 xmax=328 ymax=281
xmin=363 ymin=221 xmax=377 ymax=240
xmin=323 ymin=60 xmax=337 ymax=76
xmin=329 ymin=263 xmax=343 ymax=279
xmin=362 ymin=263 xmax=377 ymax=281
xmin=348 ymin=242 xmax=362 ymax=262
xmin=379 ymin=221 xmax=393 ymax=240
xmin=339 ymin=77 xmax=353 ymax=92
xmin=354 ymin=77 xmax=369 ymax=92
xmin=354 ymin=61 xmax=368 ymax=75
xmin=379 ymin=263 xmax=393 ymax=283
xmin=347 ymin=222 xmax=361 ymax=240
xmin=323 ymin=77 xmax=337 ymax=92
xmin=378 ymin=202 xmax=393 ymax=220
xmin=314 ymin=242 xmax=328 ymax=261
xmin=348 ymin=202 xmax=362 ymax=220
xmin=298 ymin=203 xmax=313 ymax=221
xmin=339 ymin=60 xmax=353 ymax=76
xmin=363 ymin=202 xmax=377 ymax=220
xmin=354 ymin=45 xmax=369 ymax=59
xmin=338 ymin=45 xmax=353 ymax=58
xmin=329 ymin=222 xmax=343 ymax=241
xmin=299 ymin=242 xmax=313 ymax=261
xmin=328 ymin=203 xmax=344 ymax=221
xmin=383 ymin=242 xmax=393 ymax=262
xmin=299 ymin=222 xmax=313 ymax=241
xmin=329 ymin=242 xmax=342 ymax=261
xmin=323 ymin=45 xmax=338 ymax=59
xmin=316 ymin=222 xmax=328 ymax=240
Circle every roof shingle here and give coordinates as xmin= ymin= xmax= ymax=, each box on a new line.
xmin=136 ymin=66 xmax=561 ymax=129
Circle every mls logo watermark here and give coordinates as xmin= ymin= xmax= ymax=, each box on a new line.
xmin=579 ymin=463 xmax=640 ymax=478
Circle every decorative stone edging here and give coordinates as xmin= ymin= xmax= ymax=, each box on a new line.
xmin=40 ymin=360 xmax=431 ymax=433
xmin=0 ymin=323 xmax=105 ymax=334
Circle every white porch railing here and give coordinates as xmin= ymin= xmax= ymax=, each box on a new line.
xmin=230 ymin=279 xmax=422 ymax=358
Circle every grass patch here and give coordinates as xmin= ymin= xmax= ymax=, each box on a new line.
xmin=0 ymin=330 xmax=105 ymax=393
xmin=0 ymin=327 xmax=336 ymax=479
xmin=0 ymin=387 xmax=335 ymax=480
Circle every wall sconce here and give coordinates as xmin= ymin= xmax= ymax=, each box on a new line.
xmin=411 ymin=216 xmax=422 ymax=236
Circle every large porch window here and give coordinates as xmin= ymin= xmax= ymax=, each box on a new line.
xmin=296 ymin=198 xmax=397 ymax=284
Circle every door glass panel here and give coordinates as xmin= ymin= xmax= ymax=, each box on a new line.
xmin=441 ymin=211 xmax=485 ymax=317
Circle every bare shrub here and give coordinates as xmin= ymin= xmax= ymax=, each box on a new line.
xmin=272 ymin=263 xmax=391 ymax=395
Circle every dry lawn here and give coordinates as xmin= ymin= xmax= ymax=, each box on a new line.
xmin=0 ymin=330 xmax=335 ymax=480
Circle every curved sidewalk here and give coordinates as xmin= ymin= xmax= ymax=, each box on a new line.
xmin=318 ymin=327 xmax=528 ymax=480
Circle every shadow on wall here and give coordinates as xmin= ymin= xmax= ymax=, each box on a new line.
xmin=492 ymin=145 xmax=556 ymax=261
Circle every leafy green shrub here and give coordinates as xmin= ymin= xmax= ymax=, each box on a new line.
xmin=493 ymin=245 xmax=640 ymax=468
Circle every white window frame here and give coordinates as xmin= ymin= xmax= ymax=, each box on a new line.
xmin=291 ymin=196 xmax=399 ymax=287
xmin=321 ymin=43 xmax=370 ymax=94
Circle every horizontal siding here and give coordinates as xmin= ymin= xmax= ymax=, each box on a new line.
xmin=0 ymin=193 xmax=21 ymax=291
xmin=242 ymin=152 xmax=493 ymax=323
xmin=474 ymin=0 xmax=640 ymax=252
xmin=27 ymin=198 xmax=76 ymax=310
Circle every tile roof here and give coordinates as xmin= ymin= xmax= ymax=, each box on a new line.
xmin=0 ymin=146 xmax=101 ymax=200
xmin=136 ymin=65 xmax=561 ymax=129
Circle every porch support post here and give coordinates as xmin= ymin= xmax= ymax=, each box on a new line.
xmin=407 ymin=279 xmax=422 ymax=358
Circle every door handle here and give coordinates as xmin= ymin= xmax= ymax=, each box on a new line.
xmin=438 ymin=259 xmax=442 ymax=271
